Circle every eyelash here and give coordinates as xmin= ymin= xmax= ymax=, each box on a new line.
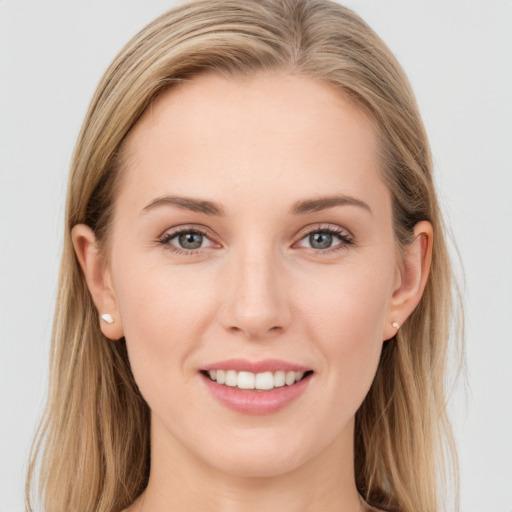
xmin=296 ymin=225 xmax=354 ymax=255
xmin=158 ymin=226 xmax=218 ymax=256
xmin=157 ymin=224 xmax=354 ymax=257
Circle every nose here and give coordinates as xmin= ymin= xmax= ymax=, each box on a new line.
xmin=218 ymin=244 xmax=292 ymax=340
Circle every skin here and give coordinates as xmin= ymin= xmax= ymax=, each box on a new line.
xmin=73 ymin=72 xmax=432 ymax=512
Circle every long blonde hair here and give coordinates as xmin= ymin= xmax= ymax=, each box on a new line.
xmin=26 ymin=1 xmax=462 ymax=510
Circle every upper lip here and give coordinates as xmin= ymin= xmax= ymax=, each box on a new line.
xmin=201 ymin=358 xmax=311 ymax=373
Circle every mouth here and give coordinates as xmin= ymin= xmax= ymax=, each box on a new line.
xmin=200 ymin=369 xmax=314 ymax=391
xmin=199 ymin=358 xmax=314 ymax=414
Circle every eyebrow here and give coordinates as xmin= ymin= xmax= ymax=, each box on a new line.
xmin=142 ymin=195 xmax=226 ymax=216
xmin=142 ymin=194 xmax=371 ymax=216
xmin=289 ymin=195 xmax=372 ymax=215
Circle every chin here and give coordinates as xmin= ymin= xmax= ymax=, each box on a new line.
xmin=209 ymin=448 xmax=308 ymax=479
xmin=190 ymin=424 xmax=333 ymax=479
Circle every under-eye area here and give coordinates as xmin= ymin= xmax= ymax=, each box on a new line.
xmin=201 ymin=369 xmax=314 ymax=391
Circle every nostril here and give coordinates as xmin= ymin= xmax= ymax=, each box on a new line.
xmin=226 ymin=324 xmax=284 ymax=339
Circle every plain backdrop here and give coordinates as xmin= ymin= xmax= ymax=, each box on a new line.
xmin=1 ymin=1 xmax=511 ymax=511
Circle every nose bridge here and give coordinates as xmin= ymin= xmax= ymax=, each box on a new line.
xmin=220 ymin=236 xmax=291 ymax=338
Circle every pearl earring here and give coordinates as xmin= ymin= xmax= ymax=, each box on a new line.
xmin=392 ymin=321 xmax=400 ymax=329
xmin=101 ymin=313 xmax=114 ymax=324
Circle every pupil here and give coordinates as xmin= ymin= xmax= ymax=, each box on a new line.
xmin=310 ymin=232 xmax=332 ymax=249
xmin=179 ymin=232 xmax=203 ymax=249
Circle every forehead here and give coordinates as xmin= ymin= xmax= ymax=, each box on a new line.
xmin=119 ymin=71 xmax=387 ymax=216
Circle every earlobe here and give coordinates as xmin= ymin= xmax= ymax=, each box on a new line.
xmin=383 ymin=221 xmax=433 ymax=341
xmin=71 ymin=224 xmax=124 ymax=340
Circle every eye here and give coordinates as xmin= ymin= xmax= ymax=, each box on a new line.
xmin=307 ymin=231 xmax=336 ymax=250
xmin=174 ymin=231 xmax=205 ymax=250
xmin=295 ymin=225 xmax=353 ymax=254
xmin=158 ymin=227 xmax=218 ymax=254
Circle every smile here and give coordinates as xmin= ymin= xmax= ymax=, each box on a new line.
xmin=199 ymin=360 xmax=314 ymax=415
xmin=204 ymin=369 xmax=312 ymax=391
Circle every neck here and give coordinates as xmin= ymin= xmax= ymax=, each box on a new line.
xmin=135 ymin=416 xmax=365 ymax=512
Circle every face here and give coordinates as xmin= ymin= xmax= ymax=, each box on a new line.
xmin=104 ymin=72 xmax=401 ymax=477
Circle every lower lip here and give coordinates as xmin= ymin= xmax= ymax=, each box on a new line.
xmin=200 ymin=373 xmax=312 ymax=415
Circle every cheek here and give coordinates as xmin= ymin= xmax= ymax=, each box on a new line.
xmin=302 ymin=257 xmax=394 ymax=343
xmin=110 ymin=256 xmax=217 ymax=402
xmin=299 ymin=260 xmax=394 ymax=396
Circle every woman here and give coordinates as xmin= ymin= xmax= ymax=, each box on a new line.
xmin=26 ymin=1 xmax=461 ymax=511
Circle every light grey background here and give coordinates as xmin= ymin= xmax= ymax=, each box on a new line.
xmin=1 ymin=1 xmax=511 ymax=511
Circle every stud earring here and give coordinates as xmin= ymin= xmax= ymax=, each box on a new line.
xmin=101 ymin=313 xmax=114 ymax=324
xmin=392 ymin=321 xmax=400 ymax=329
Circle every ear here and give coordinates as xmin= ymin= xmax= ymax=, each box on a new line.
xmin=383 ymin=220 xmax=433 ymax=341
xmin=71 ymin=224 xmax=124 ymax=340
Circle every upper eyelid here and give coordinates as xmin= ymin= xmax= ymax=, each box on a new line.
xmin=295 ymin=223 xmax=352 ymax=238
xmin=159 ymin=224 xmax=217 ymax=240
xmin=159 ymin=223 xmax=350 ymax=237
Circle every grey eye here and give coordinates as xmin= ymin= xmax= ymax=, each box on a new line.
xmin=309 ymin=232 xmax=333 ymax=249
xmin=177 ymin=232 xmax=204 ymax=249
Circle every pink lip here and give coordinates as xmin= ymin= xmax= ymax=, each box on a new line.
xmin=202 ymin=358 xmax=311 ymax=373
xmin=199 ymin=359 xmax=313 ymax=415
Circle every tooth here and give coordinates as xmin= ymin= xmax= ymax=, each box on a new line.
xmin=285 ymin=371 xmax=296 ymax=386
xmin=225 ymin=370 xmax=237 ymax=387
xmin=274 ymin=370 xmax=285 ymax=387
xmin=255 ymin=371 xmax=274 ymax=390
xmin=237 ymin=371 xmax=255 ymax=389
xmin=212 ymin=369 xmax=307 ymax=389
xmin=216 ymin=369 xmax=226 ymax=384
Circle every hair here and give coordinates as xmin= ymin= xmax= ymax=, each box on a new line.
xmin=26 ymin=1 xmax=462 ymax=511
